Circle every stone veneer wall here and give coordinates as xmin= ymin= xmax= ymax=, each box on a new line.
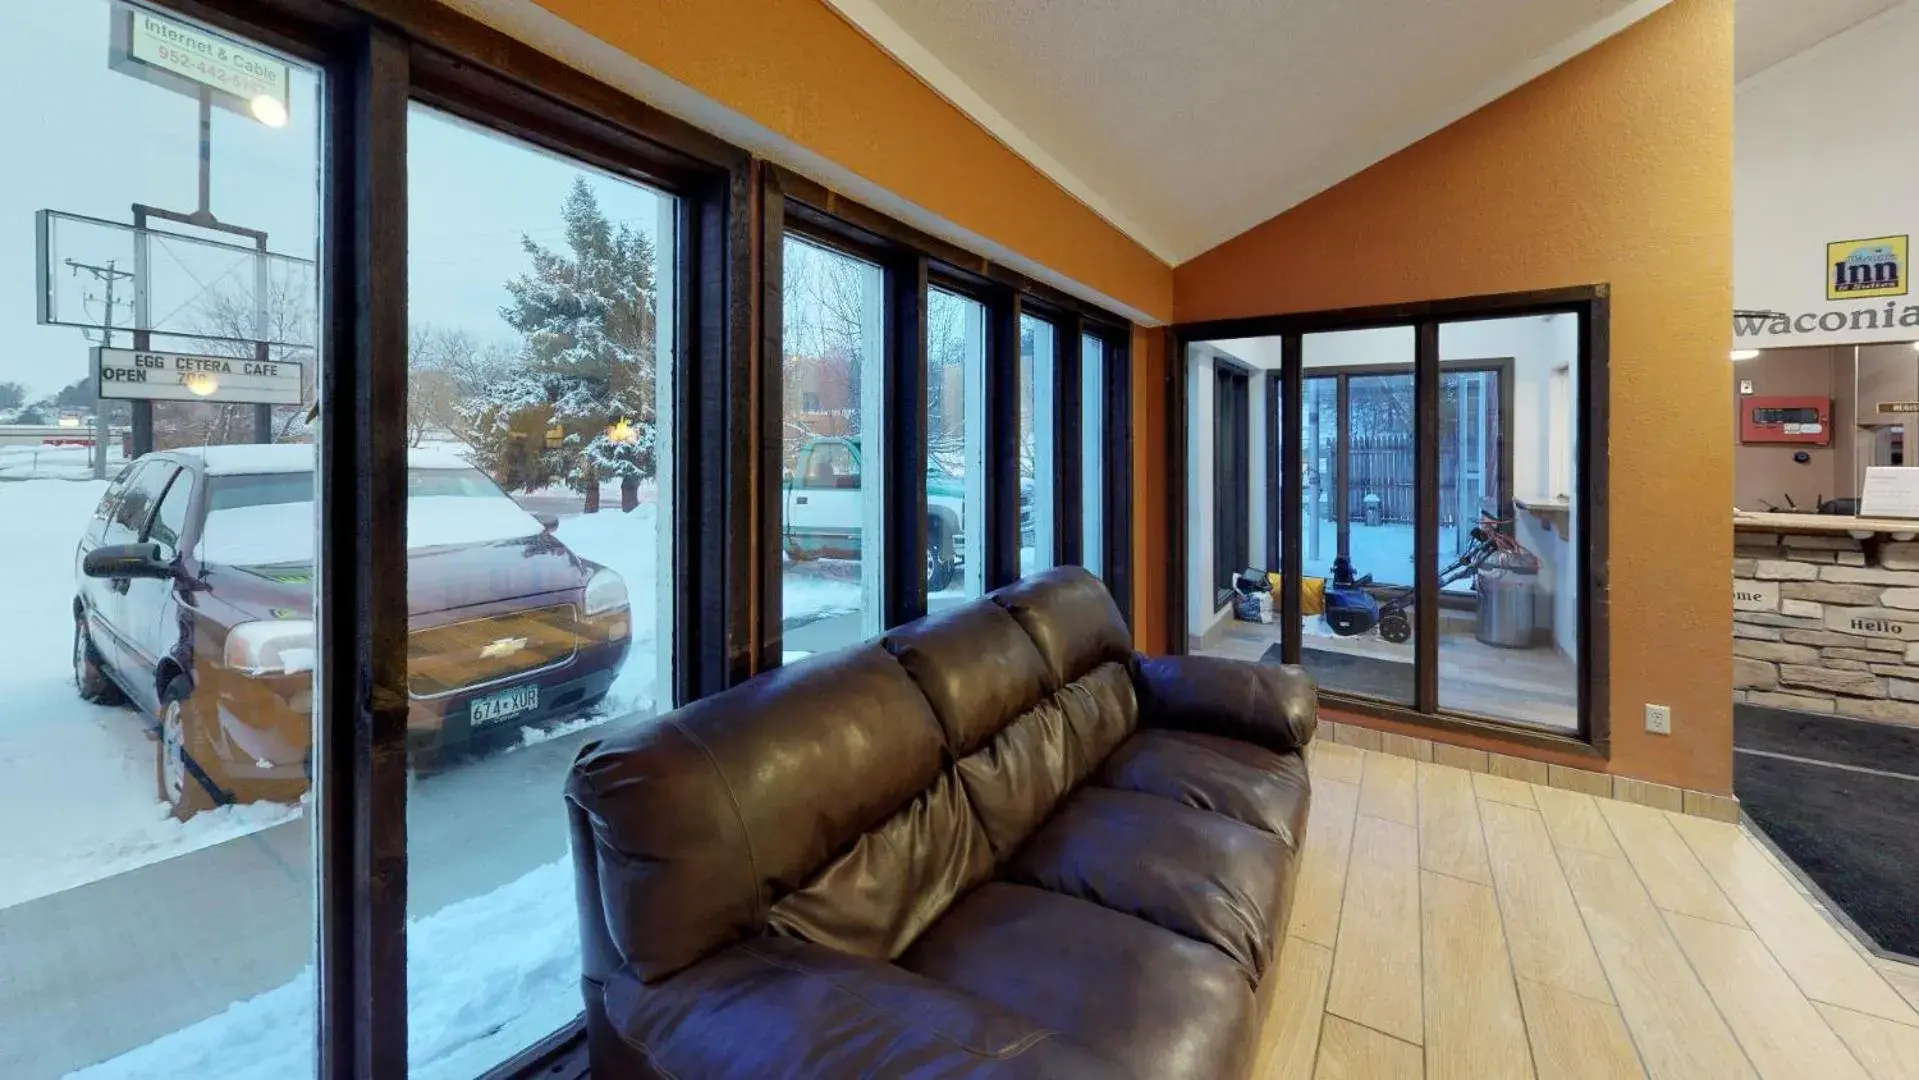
xmin=1733 ymin=529 xmax=1919 ymax=725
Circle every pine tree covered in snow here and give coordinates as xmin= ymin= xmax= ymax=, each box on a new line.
xmin=464 ymin=178 xmax=658 ymax=511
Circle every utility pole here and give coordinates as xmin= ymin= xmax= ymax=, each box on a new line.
xmin=67 ymin=257 xmax=134 ymax=479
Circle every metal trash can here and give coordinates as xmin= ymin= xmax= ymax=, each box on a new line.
xmin=1476 ymin=564 xmax=1538 ymax=648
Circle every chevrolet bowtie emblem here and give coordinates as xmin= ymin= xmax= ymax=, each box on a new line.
xmin=479 ymin=636 xmax=529 ymax=660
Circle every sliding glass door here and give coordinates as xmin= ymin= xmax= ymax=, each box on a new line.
xmin=1297 ymin=329 xmax=1417 ymax=707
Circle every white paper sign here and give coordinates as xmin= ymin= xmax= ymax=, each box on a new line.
xmin=126 ymin=9 xmax=289 ymax=107
xmin=1860 ymin=466 xmax=1919 ymax=519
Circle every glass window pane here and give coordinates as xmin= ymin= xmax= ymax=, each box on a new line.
xmin=928 ymin=287 xmax=987 ymax=604
xmin=1438 ymin=316 xmax=1577 ymax=732
xmin=402 ymin=104 xmax=675 ymax=1076
xmin=1019 ymin=315 xmax=1056 ymax=575
xmin=0 ymin=6 xmax=322 ymax=1075
xmin=1081 ymin=335 xmax=1104 ymax=577
xmin=780 ymin=238 xmax=884 ymax=654
xmin=1301 ymin=327 xmax=1416 ymax=706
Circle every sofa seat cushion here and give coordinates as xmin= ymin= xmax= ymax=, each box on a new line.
xmin=1000 ymin=787 xmax=1291 ymax=980
xmin=901 ymin=883 xmax=1254 ymax=1080
xmin=603 ymin=938 xmax=1124 ymax=1078
xmin=1097 ymin=730 xmax=1311 ymax=849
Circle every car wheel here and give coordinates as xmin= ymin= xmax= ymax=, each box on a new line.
xmin=156 ymin=681 xmax=221 ymax=820
xmin=73 ymin=618 xmax=126 ymax=706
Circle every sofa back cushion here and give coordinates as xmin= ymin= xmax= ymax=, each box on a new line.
xmin=568 ymin=644 xmax=982 ymax=982
xmin=884 ymin=568 xmax=1140 ymax=859
xmin=988 ymin=567 xmax=1134 ymax=690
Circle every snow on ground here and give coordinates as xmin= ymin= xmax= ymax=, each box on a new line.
xmin=551 ymin=505 xmax=661 ymax=715
xmin=0 ymin=478 xmax=302 ymax=911
xmin=69 ymin=856 xmax=581 ymax=1080
xmin=781 ymin=556 xmax=865 ymax=625
xmin=0 ymin=445 xmax=126 ymax=481
xmin=1297 ymin=519 xmax=1481 ymax=585
xmin=511 ymin=713 xmax=604 ymax=751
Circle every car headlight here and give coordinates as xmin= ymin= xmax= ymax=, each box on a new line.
xmin=224 ymin=620 xmax=316 ymax=676
xmin=584 ymin=568 xmax=627 ymax=616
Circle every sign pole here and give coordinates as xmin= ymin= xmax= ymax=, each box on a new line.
xmin=92 ymin=313 xmax=110 ymax=481
xmin=131 ymin=205 xmax=154 ymax=458
xmin=253 ymin=228 xmax=272 ymax=445
xmin=195 ymin=87 xmax=213 ymax=221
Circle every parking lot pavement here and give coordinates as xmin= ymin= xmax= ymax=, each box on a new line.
xmin=0 ymin=717 xmax=617 ymax=1080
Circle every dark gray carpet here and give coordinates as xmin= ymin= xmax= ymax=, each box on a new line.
xmin=1734 ymin=704 xmax=1919 ymax=959
xmin=1262 ymin=642 xmax=1415 ymax=705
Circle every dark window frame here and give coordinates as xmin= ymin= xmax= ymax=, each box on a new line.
xmin=1212 ymin=362 xmax=1252 ymax=602
xmin=1091 ymin=324 xmax=1134 ymax=627
xmin=81 ymin=5 xmax=1139 ymax=1078
xmin=143 ymin=0 xmax=755 ymax=1075
xmin=768 ymin=170 xmax=1137 ymax=652
xmin=1168 ymin=287 xmax=1611 ymax=759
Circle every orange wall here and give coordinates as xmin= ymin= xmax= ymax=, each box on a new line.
xmin=1173 ymin=0 xmax=1734 ymax=792
xmin=531 ymin=0 xmax=1172 ymax=323
xmin=1130 ymin=326 xmax=1169 ymax=653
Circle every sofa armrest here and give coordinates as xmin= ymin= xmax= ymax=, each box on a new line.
xmin=1135 ymin=654 xmax=1318 ymax=754
xmin=602 ymin=938 xmax=1118 ymax=1078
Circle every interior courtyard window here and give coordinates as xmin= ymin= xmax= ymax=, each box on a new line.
xmin=401 ymin=104 xmax=677 ymax=1076
xmin=1185 ymin=307 xmax=1588 ymax=738
xmin=780 ymin=237 xmax=884 ymax=654
xmin=1082 ymin=333 xmax=1105 ymax=577
xmin=927 ymin=287 xmax=988 ymax=602
xmin=1018 ymin=314 xmax=1056 ymax=574
xmin=0 ymin=4 xmax=322 ymax=1076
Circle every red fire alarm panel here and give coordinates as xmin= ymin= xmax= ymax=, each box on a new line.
xmin=1741 ymin=395 xmax=1831 ymax=446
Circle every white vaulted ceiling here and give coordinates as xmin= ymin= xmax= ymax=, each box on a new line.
xmin=1734 ymin=0 xmax=1901 ymax=81
xmin=835 ymin=0 xmax=1672 ymax=263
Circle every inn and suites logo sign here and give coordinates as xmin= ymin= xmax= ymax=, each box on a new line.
xmin=1829 ymin=236 xmax=1907 ymax=300
xmin=1737 ymin=234 xmax=1917 ymax=341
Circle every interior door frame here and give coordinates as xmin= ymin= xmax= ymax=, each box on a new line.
xmin=1212 ymin=362 xmax=1252 ymax=601
xmin=1166 ymin=287 xmax=1611 ymax=760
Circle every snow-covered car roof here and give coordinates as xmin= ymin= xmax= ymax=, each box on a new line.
xmin=174 ymin=444 xmax=474 ymax=476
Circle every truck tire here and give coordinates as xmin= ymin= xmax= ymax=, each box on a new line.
xmin=927 ymin=514 xmax=957 ymax=593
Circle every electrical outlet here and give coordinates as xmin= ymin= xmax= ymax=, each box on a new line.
xmin=1645 ymin=703 xmax=1672 ymax=735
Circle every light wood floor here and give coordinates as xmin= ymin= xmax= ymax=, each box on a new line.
xmin=1252 ymin=741 xmax=1919 ymax=1080
xmin=1201 ymin=619 xmax=1579 ymax=732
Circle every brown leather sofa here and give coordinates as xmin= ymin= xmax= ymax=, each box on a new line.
xmin=567 ymin=567 xmax=1317 ymax=1078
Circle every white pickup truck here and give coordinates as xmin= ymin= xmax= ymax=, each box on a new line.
xmin=784 ymin=436 xmax=989 ymax=591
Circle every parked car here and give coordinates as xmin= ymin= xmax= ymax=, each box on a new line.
xmin=73 ymin=445 xmax=631 ymax=818
xmin=783 ymin=435 xmax=1032 ymax=592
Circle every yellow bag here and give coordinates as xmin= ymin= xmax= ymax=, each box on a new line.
xmin=1266 ymin=572 xmax=1327 ymax=616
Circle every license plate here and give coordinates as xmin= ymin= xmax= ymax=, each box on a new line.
xmin=471 ymin=685 xmax=538 ymax=726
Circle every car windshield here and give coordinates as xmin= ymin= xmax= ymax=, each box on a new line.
xmin=200 ymin=467 xmax=541 ymax=566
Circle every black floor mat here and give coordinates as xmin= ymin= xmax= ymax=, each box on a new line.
xmin=1734 ymin=704 xmax=1919 ymax=959
xmin=1262 ymin=642 xmax=1415 ymax=705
